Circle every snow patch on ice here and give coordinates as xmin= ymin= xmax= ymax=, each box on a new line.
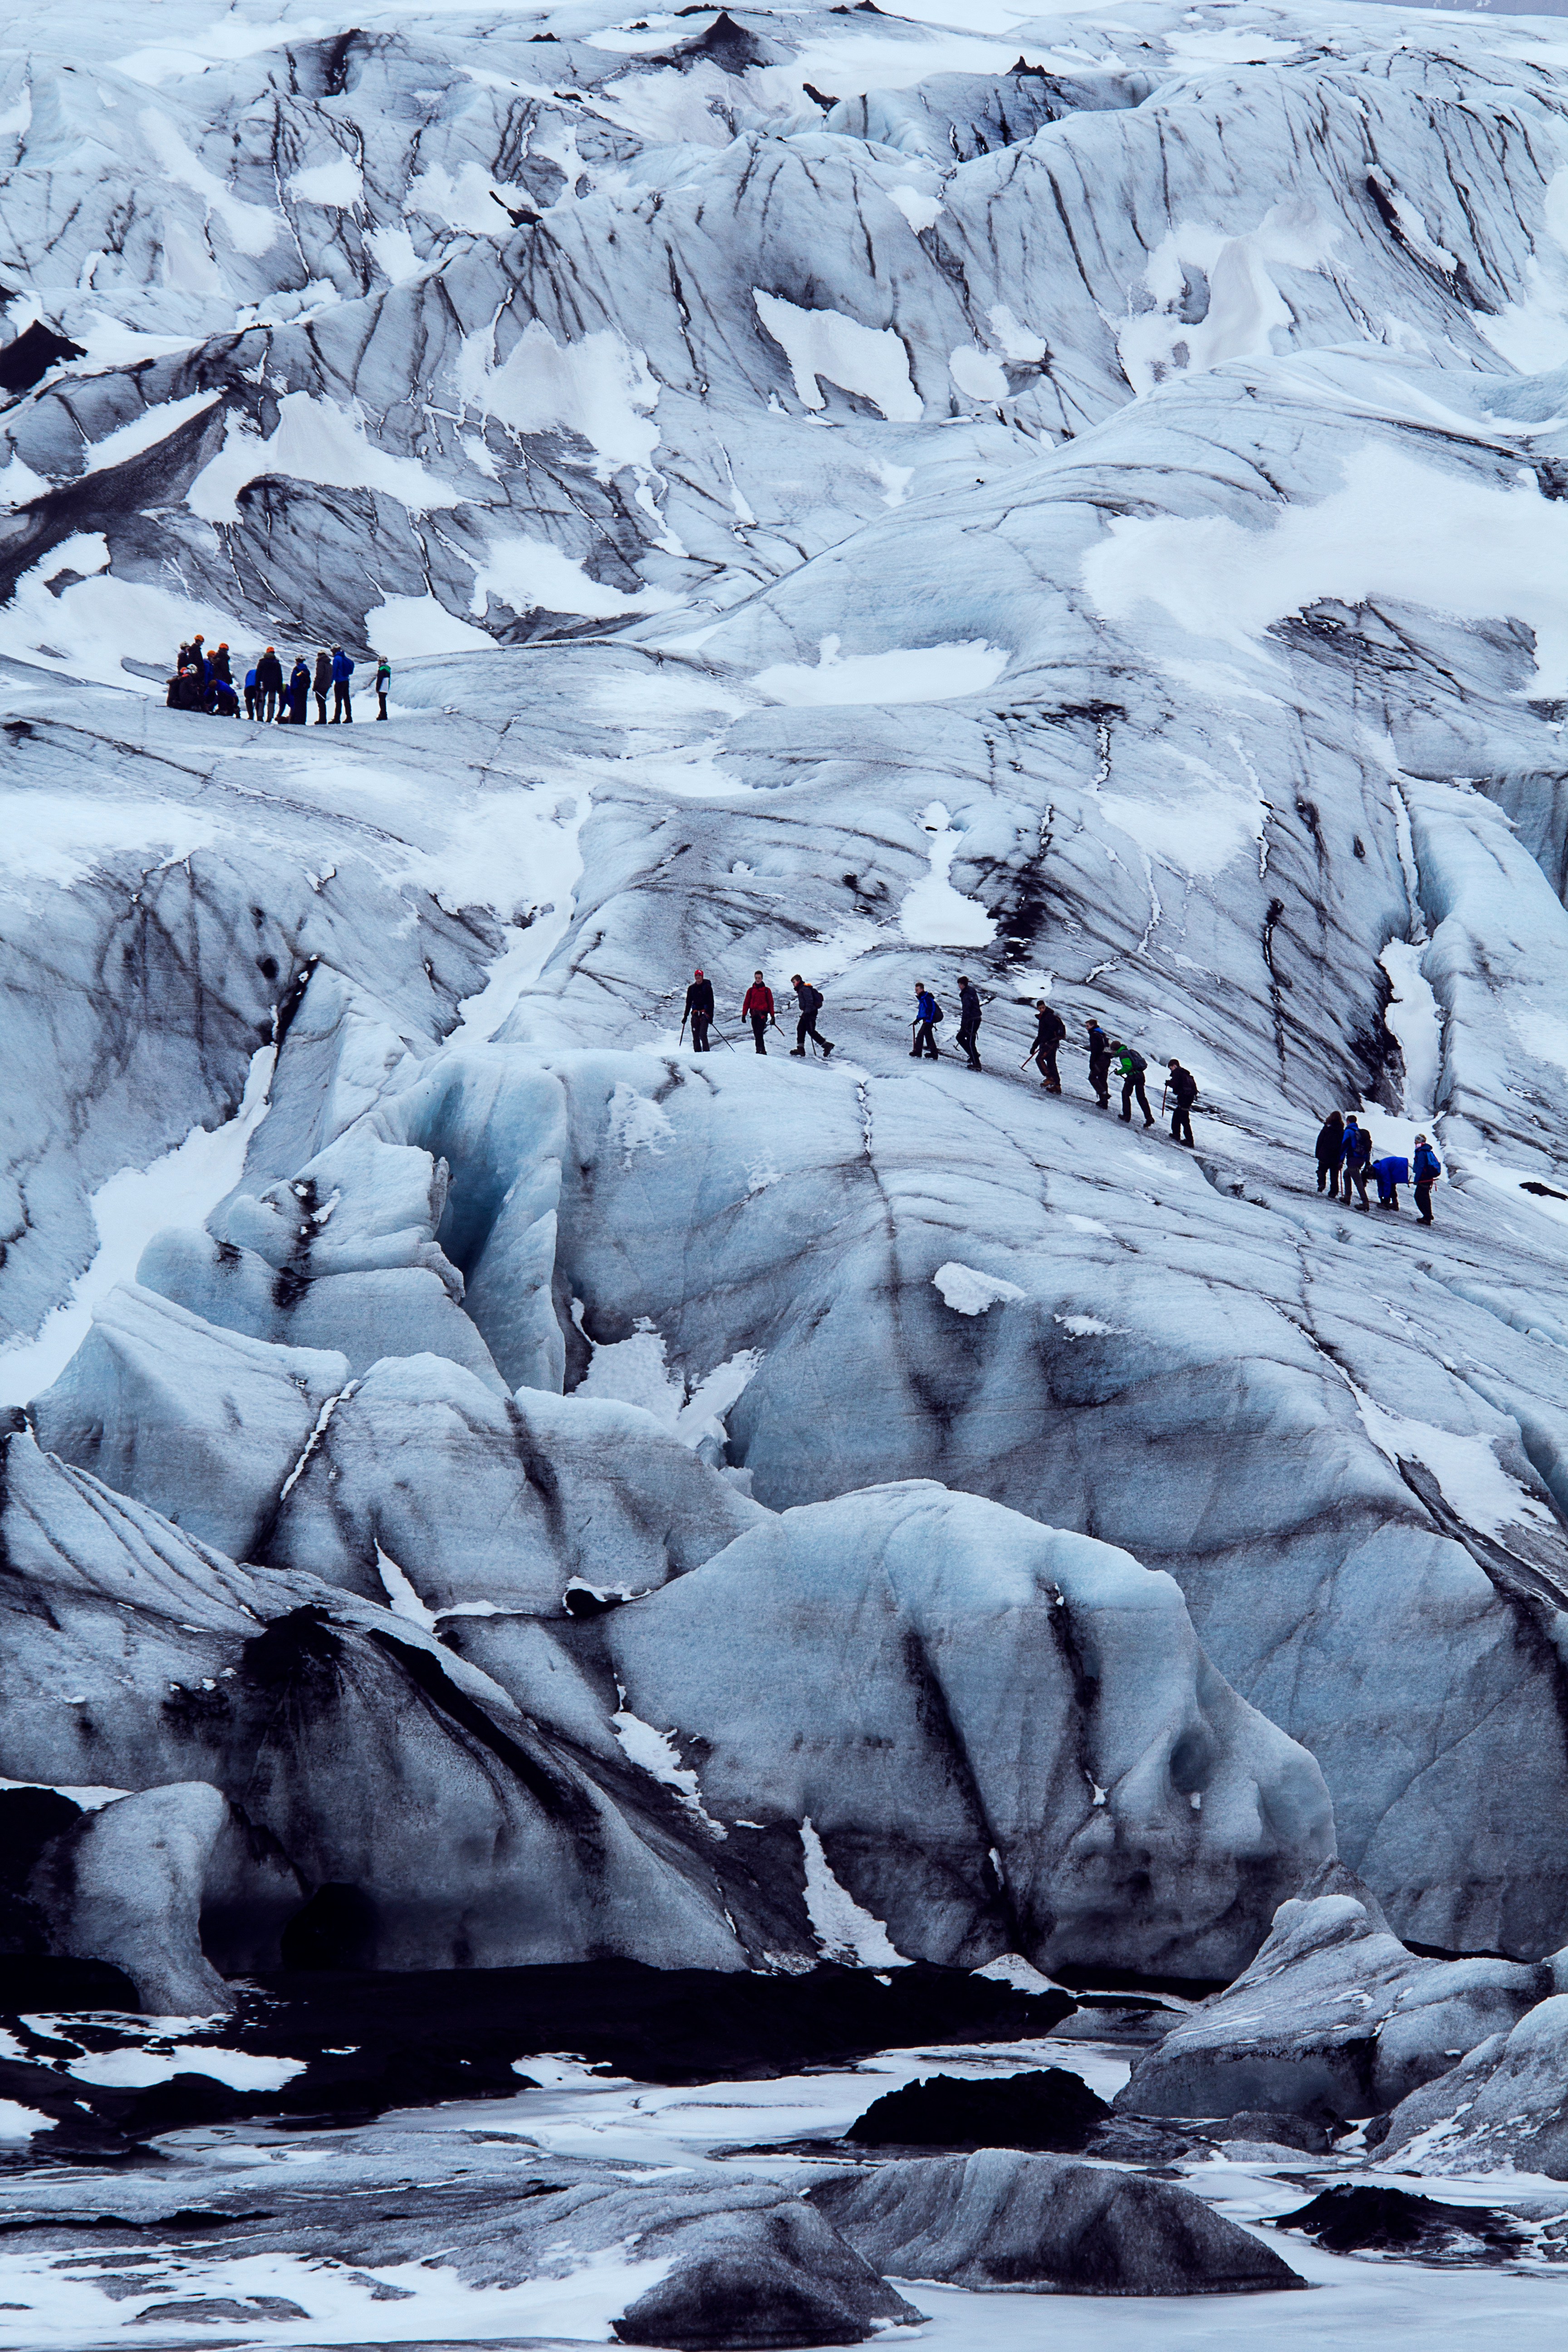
xmin=65 ymin=2046 xmax=306 ymax=2091
xmin=800 ymin=1817 xmax=909 ymax=1966
xmin=1055 ymin=1313 xmax=1121 ymax=1338
xmin=1120 ymin=201 xmax=1338 ymax=394
xmin=754 ymin=289 xmax=922 ymax=422
xmin=457 ymin=318 xmax=661 ymax=478
xmin=377 ymin=1544 xmax=438 ymax=1633
xmin=0 ymin=1042 xmax=275 ymax=1406
xmin=612 ymin=1706 xmax=727 ymax=1839
xmin=891 ymin=185 xmax=943 ymax=234
xmin=1355 ymin=1388 xmax=1558 ymax=1544
xmin=81 ymin=390 xmax=220 ymax=476
xmin=901 ymin=800 xmax=998 ymax=945
xmin=950 ymin=344 xmax=1009 ymax=402
xmin=756 ymin=636 xmax=1006 ymax=709
xmin=362 ymin=592 xmax=491 ymax=657
xmin=471 ymin=533 xmax=675 ymax=622
xmin=933 ymin=1262 xmax=1025 ymax=1316
xmin=1380 ymin=939 xmax=1442 ymax=1123
xmin=1084 ymin=446 xmax=1568 ymax=695
xmin=289 ymin=154 xmax=363 ymax=208
xmin=138 ymin=107 xmax=280 ymax=255
xmin=608 ymin=1083 xmax=676 ymax=1166
xmin=578 ymin=1317 xmax=686 ymax=1425
xmin=188 ymin=394 xmax=460 ymax=525
xmin=0 ymin=531 xmax=246 ymax=694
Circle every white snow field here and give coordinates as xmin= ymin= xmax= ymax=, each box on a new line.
xmin=6 ymin=0 xmax=1568 ymax=2338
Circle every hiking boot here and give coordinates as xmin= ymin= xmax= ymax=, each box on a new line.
xmin=789 ymin=1048 xmax=805 ymax=1057
xmin=822 ymin=1041 xmax=834 ymax=1056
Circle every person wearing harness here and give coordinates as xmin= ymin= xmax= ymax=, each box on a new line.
xmin=789 ymin=976 xmax=833 ymax=1058
xmin=1084 ymin=1018 xmax=1112 ymax=1107
xmin=1113 ymin=1041 xmax=1154 ymax=1127
xmin=1166 ymin=1058 xmax=1198 ymax=1146
xmin=911 ymin=983 xmax=942 ymax=1060
xmin=1412 ymin=1133 xmax=1443 ymax=1225
xmin=684 ymin=970 xmax=714 ymax=1052
xmin=956 ymin=976 xmax=983 ymax=1071
xmin=741 ymin=971 xmax=774 ymax=1054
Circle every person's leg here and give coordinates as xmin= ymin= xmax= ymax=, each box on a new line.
xmin=1119 ymin=1077 xmax=1133 ymax=1122
xmin=792 ymin=1016 xmax=808 ymax=1056
xmin=692 ymin=1014 xmax=709 ymax=1053
xmin=1178 ymin=1105 xmax=1194 ymax=1145
xmin=377 ymin=691 xmax=387 ymax=720
xmin=751 ymin=1013 xmax=767 ymax=1054
xmin=1042 ymin=1046 xmax=1060 ymax=1093
xmin=925 ymin=1021 xmax=939 ymax=1058
xmin=1317 ymin=1161 xmax=1329 ymax=1192
xmin=1136 ymin=1079 xmax=1153 ymax=1126
xmin=1415 ymin=1180 xmax=1433 ymax=1224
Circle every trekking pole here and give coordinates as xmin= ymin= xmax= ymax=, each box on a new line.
xmin=679 ymin=1013 xmax=688 ymax=1047
xmin=1161 ymin=1083 xmax=1168 ymax=1117
xmin=710 ymin=1024 xmax=739 ymax=1053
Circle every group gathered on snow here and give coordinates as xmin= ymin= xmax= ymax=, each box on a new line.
xmin=165 ymin=634 xmax=391 ymax=723
xmin=1315 ymin=1111 xmax=1444 ymax=1224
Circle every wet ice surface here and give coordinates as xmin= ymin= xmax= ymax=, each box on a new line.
xmin=3 ymin=2038 xmax=1567 ymax=2348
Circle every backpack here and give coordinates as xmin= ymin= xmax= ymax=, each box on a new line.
xmin=802 ymin=986 xmax=822 ymax=1017
xmin=929 ymin=998 xmax=944 ymax=1023
xmin=1125 ymin=1049 xmax=1146 ymax=1076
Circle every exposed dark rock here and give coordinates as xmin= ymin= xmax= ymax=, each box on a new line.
xmin=845 ymin=2066 xmax=1109 ymax=2151
xmin=1276 ymin=2184 xmax=1527 ymax=2262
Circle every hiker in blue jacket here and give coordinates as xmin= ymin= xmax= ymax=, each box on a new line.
xmin=1372 ymin=1149 xmax=1409 ymax=1210
xmin=330 ymin=645 xmax=354 ymax=723
xmin=1412 ymin=1134 xmax=1443 ymax=1225
xmin=911 ymin=983 xmax=941 ymax=1060
xmin=1340 ymin=1116 xmax=1372 ymax=1209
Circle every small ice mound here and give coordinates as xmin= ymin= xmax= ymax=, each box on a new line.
xmin=933 ymin=1262 xmax=1024 ymax=1316
xmin=754 ymin=634 xmax=1007 ymax=706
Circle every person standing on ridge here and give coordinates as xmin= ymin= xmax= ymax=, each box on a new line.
xmin=1024 ymin=1000 xmax=1065 ymax=1092
xmin=255 ymin=645 xmax=283 ymax=723
xmin=789 ymin=975 xmax=833 ymax=1058
xmin=1412 ymin=1132 xmax=1443 ymax=1225
xmin=1166 ymin=1058 xmax=1197 ymax=1146
xmin=741 ymin=970 xmax=774 ymax=1054
xmin=1084 ymin=1017 xmax=1111 ymax=1107
xmin=1113 ymin=1039 xmax=1154 ymax=1127
xmin=313 ymin=650 xmax=332 ymax=725
xmin=956 ymin=975 xmax=983 ymax=1070
xmin=1341 ymin=1116 xmax=1372 ymax=1209
xmin=286 ymin=657 xmax=310 ymax=723
xmin=683 ymin=969 xmax=714 ymax=1052
xmin=243 ymin=659 xmax=259 ymax=721
xmin=330 ymin=645 xmax=354 ymax=722
xmin=1315 ymin=1110 xmax=1345 ymax=1193
xmin=375 ymin=654 xmax=391 ymax=719
xmin=911 ymin=982 xmax=941 ymax=1060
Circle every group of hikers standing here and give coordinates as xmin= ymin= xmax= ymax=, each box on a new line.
xmin=165 ymin=634 xmax=390 ymax=722
xmin=1316 ymin=1111 xmax=1443 ymax=1223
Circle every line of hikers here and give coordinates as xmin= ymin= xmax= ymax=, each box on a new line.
xmin=1315 ymin=1111 xmax=1443 ymax=1222
xmin=165 ymin=635 xmax=391 ymax=723
xmin=679 ymin=969 xmax=1200 ymax=1143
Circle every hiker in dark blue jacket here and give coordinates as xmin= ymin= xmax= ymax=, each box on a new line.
xmin=1372 ymin=1150 xmax=1409 ymax=1210
xmin=330 ymin=645 xmax=354 ymax=723
xmin=1084 ymin=1018 xmax=1111 ymax=1107
xmin=956 ymin=976 xmax=983 ymax=1070
xmin=911 ymin=983 xmax=941 ymax=1060
xmin=1412 ymin=1135 xmax=1442 ymax=1225
xmin=1340 ymin=1117 xmax=1372 ymax=1209
xmin=789 ymin=975 xmax=833 ymax=1058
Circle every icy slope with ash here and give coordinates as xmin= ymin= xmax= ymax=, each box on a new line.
xmin=5 ymin=0 xmax=1568 ymax=1997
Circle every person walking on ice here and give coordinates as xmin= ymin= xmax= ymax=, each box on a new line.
xmin=330 ymin=645 xmax=354 ymax=722
xmin=1340 ymin=1116 xmax=1372 ymax=1210
xmin=683 ymin=970 xmax=714 ymax=1052
xmin=1084 ymin=1017 xmax=1112 ymax=1107
xmin=741 ymin=971 xmax=774 ymax=1054
xmin=789 ymin=976 xmax=833 ymax=1058
xmin=1412 ymin=1133 xmax=1443 ymax=1225
xmin=911 ymin=982 xmax=942 ymax=1060
xmin=1113 ymin=1039 xmax=1154 ymax=1127
xmin=1165 ymin=1058 xmax=1198 ymax=1146
xmin=374 ymin=654 xmax=391 ymax=720
xmin=956 ymin=976 xmax=983 ymax=1070
xmin=1026 ymin=1000 xmax=1065 ymax=1092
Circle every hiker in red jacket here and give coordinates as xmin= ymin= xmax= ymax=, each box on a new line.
xmin=740 ymin=971 xmax=774 ymax=1054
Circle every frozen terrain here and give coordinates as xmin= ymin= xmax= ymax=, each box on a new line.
xmin=6 ymin=0 xmax=1568 ymax=2338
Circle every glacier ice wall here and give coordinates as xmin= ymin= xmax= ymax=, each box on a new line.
xmin=5 ymin=0 xmax=1568 ymax=1979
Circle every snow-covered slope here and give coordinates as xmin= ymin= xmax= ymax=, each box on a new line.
xmin=5 ymin=0 xmax=1568 ymax=1988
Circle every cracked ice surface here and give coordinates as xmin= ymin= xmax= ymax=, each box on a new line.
xmin=7 ymin=0 xmax=1568 ymax=2047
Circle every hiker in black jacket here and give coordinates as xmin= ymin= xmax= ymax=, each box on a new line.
xmin=789 ymin=975 xmax=833 ymax=1058
xmin=1025 ymin=1001 xmax=1065 ymax=1092
xmin=1084 ymin=1018 xmax=1112 ymax=1107
xmin=255 ymin=646 xmax=284 ymax=722
xmin=1315 ymin=1111 xmax=1345 ymax=1192
xmin=1166 ymin=1058 xmax=1198 ymax=1147
xmin=313 ymin=650 xmax=332 ymax=725
xmin=955 ymin=976 xmax=983 ymax=1070
xmin=683 ymin=970 xmax=714 ymax=1052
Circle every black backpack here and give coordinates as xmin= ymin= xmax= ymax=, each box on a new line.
xmin=802 ymin=986 xmax=823 ymax=1017
xmin=929 ymin=998 xmax=945 ymax=1023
